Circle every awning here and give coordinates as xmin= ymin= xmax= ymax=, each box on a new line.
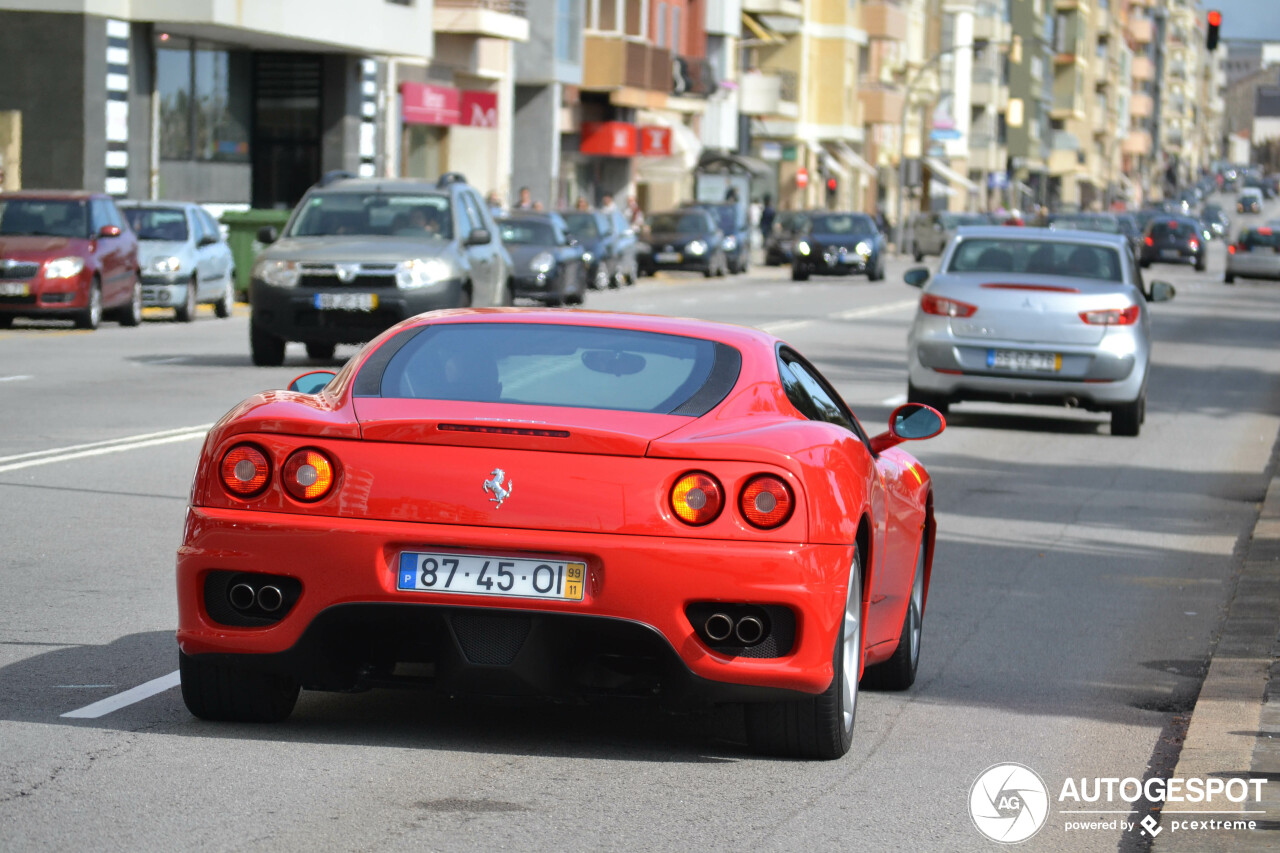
xmin=697 ymin=150 xmax=773 ymax=178
xmin=819 ymin=148 xmax=850 ymax=179
xmin=635 ymin=112 xmax=702 ymax=181
xmin=831 ymin=141 xmax=877 ymax=178
xmin=924 ymin=157 xmax=979 ymax=193
xmin=740 ymin=12 xmax=779 ymax=44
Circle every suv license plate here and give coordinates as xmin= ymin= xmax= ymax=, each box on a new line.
xmin=988 ymin=349 xmax=1061 ymax=372
xmin=315 ymin=293 xmax=377 ymax=311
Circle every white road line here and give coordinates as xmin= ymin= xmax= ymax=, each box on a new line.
xmin=0 ymin=424 xmax=213 ymax=465
xmin=881 ymin=393 xmax=908 ymax=406
xmin=832 ymin=299 xmax=918 ymax=321
xmin=0 ymin=374 xmax=33 ymax=383
xmin=61 ymin=670 xmax=180 ymax=719
xmin=757 ymin=319 xmax=811 ymax=334
xmin=0 ymin=428 xmax=210 ymax=475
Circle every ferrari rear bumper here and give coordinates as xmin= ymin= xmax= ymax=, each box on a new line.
xmin=176 ymin=507 xmax=853 ymax=699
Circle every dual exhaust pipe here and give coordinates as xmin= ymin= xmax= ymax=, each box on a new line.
xmin=704 ymin=611 xmax=766 ymax=646
xmin=229 ymin=581 xmax=284 ymax=613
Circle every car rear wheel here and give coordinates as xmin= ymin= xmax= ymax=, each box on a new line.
xmin=179 ymin=651 xmax=299 ymax=723
xmin=1194 ymin=254 xmax=1206 ymax=272
xmin=74 ymin=280 xmax=102 ymax=330
xmin=250 ymin=321 xmax=286 ymax=367
xmin=1111 ymin=393 xmax=1144 ymax=437
xmin=214 ymin=280 xmax=234 ymax=318
xmin=1224 ymin=272 xmax=1235 ymax=284
xmin=176 ymin=276 xmax=198 ymax=323
xmin=306 ymin=342 xmax=335 ymax=361
xmin=791 ymin=266 xmax=809 ymax=282
xmin=907 ymin=381 xmax=949 ymax=415
xmin=0 ymin=315 xmax=12 ymax=328
xmin=118 ymin=281 xmax=143 ymax=326
xmin=863 ymin=535 xmax=926 ymax=691
xmin=745 ymin=547 xmax=861 ymax=760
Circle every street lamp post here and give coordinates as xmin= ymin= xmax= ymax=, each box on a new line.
xmin=895 ymin=40 xmax=996 ymax=256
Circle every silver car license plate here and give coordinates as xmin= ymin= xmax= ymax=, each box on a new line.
xmin=988 ymin=349 xmax=1061 ymax=372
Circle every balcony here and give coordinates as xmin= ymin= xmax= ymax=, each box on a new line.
xmin=1131 ymin=55 xmax=1154 ymax=81
xmin=740 ymin=70 xmax=799 ymax=118
xmin=968 ymin=139 xmax=1006 ymax=172
xmin=973 ymin=6 xmax=1012 ymax=43
xmin=1128 ymin=16 xmax=1154 ymax=44
xmin=433 ymin=0 xmax=530 ymax=41
xmin=1051 ymin=91 xmax=1084 ymax=120
xmin=1131 ymin=92 xmax=1153 ymax=117
xmin=1122 ymin=130 xmax=1152 ymax=156
xmin=672 ymin=56 xmax=718 ymax=98
xmin=862 ymin=1 xmax=909 ymax=41
xmin=970 ymin=73 xmax=1009 ymax=110
xmin=1093 ymin=55 xmax=1108 ymax=84
xmin=582 ymin=36 xmax=672 ymax=95
xmin=859 ymin=84 xmax=905 ymax=124
xmin=742 ymin=0 xmax=804 ymax=18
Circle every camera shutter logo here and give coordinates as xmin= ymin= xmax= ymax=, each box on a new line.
xmin=969 ymin=763 xmax=1050 ymax=844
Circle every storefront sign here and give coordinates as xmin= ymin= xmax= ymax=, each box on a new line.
xmin=638 ymin=126 xmax=672 ymax=157
xmin=580 ymin=121 xmax=637 ymax=157
xmin=760 ymin=142 xmax=782 ymax=161
xmin=461 ymin=90 xmax=498 ymax=128
xmin=401 ymin=82 xmax=460 ymax=126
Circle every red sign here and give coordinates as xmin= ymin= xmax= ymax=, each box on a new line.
xmin=580 ymin=121 xmax=638 ymax=157
xmin=460 ymin=90 xmax=498 ymax=128
xmin=400 ymin=82 xmax=460 ymax=126
xmin=638 ymin=126 xmax=672 ymax=157
xmin=796 ymin=167 xmax=809 ymax=189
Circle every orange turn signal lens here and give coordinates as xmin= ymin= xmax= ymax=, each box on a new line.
xmin=220 ymin=444 xmax=270 ymax=498
xmin=670 ymin=472 xmax=723 ymax=526
xmin=282 ymin=448 xmax=335 ymax=501
xmin=740 ymin=475 xmax=795 ymax=529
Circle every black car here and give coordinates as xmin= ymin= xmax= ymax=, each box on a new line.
xmin=249 ymin=173 xmax=513 ymax=366
xmin=636 ymin=209 xmax=728 ymax=277
xmin=764 ymin=211 xmax=809 ymax=266
xmin=1140 ymin=216 xmax=1207 ymax=271
xmin=1200 ymin=203 xmax=1230 ymax=239
xmin=692 ymin=202 xmax=751 ymax=274
xmin=561 ymin=210 xmax=631 ymax=289
xmin=791 ymin=212 xmax=885 ymax=281
xmin=497 ymin=212 xmax=586 ymax=306
xmin=1238 ymin=192 xmax=1263 ymax=215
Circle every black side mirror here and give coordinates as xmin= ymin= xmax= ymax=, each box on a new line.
xmin=288 ymin=370 xmax=337 ymax=393
xmin=904 ymin=267 xmax=930 ymax=288
xmin=257 ymin=226 xmax=278 ymax=244
xmin=199 ymin=234 xmax=220 ymax=247
xmin=466 ymin=228 xmax=491 ymax=246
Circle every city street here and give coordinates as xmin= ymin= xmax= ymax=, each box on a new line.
xmin=2 ymin=216 xmax=1279 ymax=851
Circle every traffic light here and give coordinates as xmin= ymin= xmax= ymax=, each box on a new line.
xmin=1207 ymin=10 xmax=1221 ymax=52
xmin=826 ymin=176 xmax=838 ymax=194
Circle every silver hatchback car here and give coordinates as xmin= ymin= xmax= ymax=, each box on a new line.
xmin=904 ymin=227 xmax=1175 ymax=436
xmin=1225 ymin=226 xmax=1280 ymax=283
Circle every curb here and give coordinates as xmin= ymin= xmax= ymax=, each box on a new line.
xmin=1153 ymin=448 xmax=1280 ymax=850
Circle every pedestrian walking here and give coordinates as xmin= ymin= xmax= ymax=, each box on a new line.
xmin=759 ymin=195 xmax=776 ymax=240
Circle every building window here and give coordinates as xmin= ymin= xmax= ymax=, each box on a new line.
xmin=656 ymin=1 xmax=667 ymax=47
xmin=557 ymin=0 xmax=581 ymax=61
xmin=156 ymin=37 xmax=250 ymax=163
xmin=670 ymin=5 xmax=681 ymax=54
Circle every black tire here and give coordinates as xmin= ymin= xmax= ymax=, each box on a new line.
xmin=1111 ymin=393 xmax=1143 ymax=437
xmin=179 ymin=651 xmax=299 ymax=723
xmin=703 ymin=264 xmax=716 ymax=278
xmin=176 ymin=277 xmax=197 ymax=323
xmin=250 ymin=320 xmax=286 ymax=367
xmin=746 ymin=548 xmax=862 ymax=760
xmin=913 ymin=247 xmax=924 ymax=263
xmin=0 ymin=315 xmax=13 ymax=329
xmin=1139 ymin=259 xmax=1150 ymax=269
xmin=907 ymin=381 xmax=949 ymax=415
xmin=118 ymin=280 xmax=143 ymax=326
xmin=1224 ymin=272 xmax=1235 ymax=284
xmin=867 ymin=259 xmax=884 ymax=282
xmin=214 ymin=280 xmax=233 ymax=318
xmin=862 ymin=536 xmax=926 ymax=691
xmin=305 ymin=342 xmax=335 ymax=361
xmin=1195 ymin=254 xmax=1206 ymax=272
xmin=791 ymin=266 xmax=809 ymax=282
xmin=74 ymin=279 xmax=103 ymax=330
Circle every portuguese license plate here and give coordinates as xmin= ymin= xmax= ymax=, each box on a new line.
xmin=0 ymin=282 xmax=29 ymax=297
xmin=397 ymin=551 xmax=586 ymax=601
xmin=988 ymin=349 xmax=1061 ymax=372
xmin=1160 ymin=249 xmax=1181 ymax=259
xmin=314 ymin=292 xmax=377 ymax=311
xmin=654 ymin=252 xmax=681 ymax=263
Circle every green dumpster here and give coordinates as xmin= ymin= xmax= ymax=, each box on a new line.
xmin=221 ymin=209 xmax=291 ymax=301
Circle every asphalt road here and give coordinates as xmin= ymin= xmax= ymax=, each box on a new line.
xmin=2 ymin=203 xmax=1279 ymax=852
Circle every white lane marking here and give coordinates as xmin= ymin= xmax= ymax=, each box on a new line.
xmin=881 ymin=393 xmax=908 ymax=406
xmin=0 ymin=424 xmax=214 ymax=466
xmin=758 ymin=319 xmax=811 ymax=334
xmin=0 ymin=427 xmax=211 ymax=474
xmin=832 ymin=299 xmax=918 ymax=321
xmin=61 ymin=670 xmax=180 ymax=719
xmin=0 ymin=374 xmax=33 ymax=383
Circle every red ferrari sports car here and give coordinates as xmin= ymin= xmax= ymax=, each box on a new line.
xmin=177 ymin=308 xmax=943 ymax=759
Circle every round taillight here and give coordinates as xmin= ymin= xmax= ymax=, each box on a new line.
xmin=670 ymin=472 xmax=723 ymax=526
xmin=221 ymin=444 xmax=270 ymax=498
xmin=282 ymin=449 xmax=335 ymax=501
xmin=740 ymin=475 xmax=795 ymax=529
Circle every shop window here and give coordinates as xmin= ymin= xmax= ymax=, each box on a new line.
xmin=156 ymin=37 xmax=251 ymax=163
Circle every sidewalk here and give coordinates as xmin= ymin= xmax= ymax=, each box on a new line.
xmin=1154 ymin=449 xmax=1280 ymax=850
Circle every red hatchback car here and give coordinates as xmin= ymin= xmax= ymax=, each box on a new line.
xmin=177 ymin=308 xmax=945 ymax=759
xmin=0 ymin=191 xmax=142 ymax=329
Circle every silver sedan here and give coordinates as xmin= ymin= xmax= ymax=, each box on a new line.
xmin=904 ymin=227 xmax=1175 ymax=436
xmin=1225 ymin=226 xmax=1280 ymax=283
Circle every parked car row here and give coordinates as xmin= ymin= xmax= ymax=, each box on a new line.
xmin=0 ymin=191 xmax=235 ymax=329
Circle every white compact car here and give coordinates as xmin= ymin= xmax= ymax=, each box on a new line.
xmin=119 ymin=201 xmax=235 ymax=322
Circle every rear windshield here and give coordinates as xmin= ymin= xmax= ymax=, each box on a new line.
xmin=287 ymin=192 xmax=454 ymax=239
xmin=1149 ymin=220 xmax=1196 ymax=239
xmin=367 ymin=323 xmax=739 ymax=415
xmin=122 ymin=207 xmax=189 ymax=241
xmin=1241 ymin=229 xmax=1280 ymax=249
xmin=947 ymin=238 xmax=1123 ymax=282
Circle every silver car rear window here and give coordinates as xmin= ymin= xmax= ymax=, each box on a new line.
xmin=947 ymin=238 xmax=1123 ymax=282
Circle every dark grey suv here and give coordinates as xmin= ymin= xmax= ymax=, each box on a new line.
xmin=248 ymin=174 xmax=512 ymax=366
